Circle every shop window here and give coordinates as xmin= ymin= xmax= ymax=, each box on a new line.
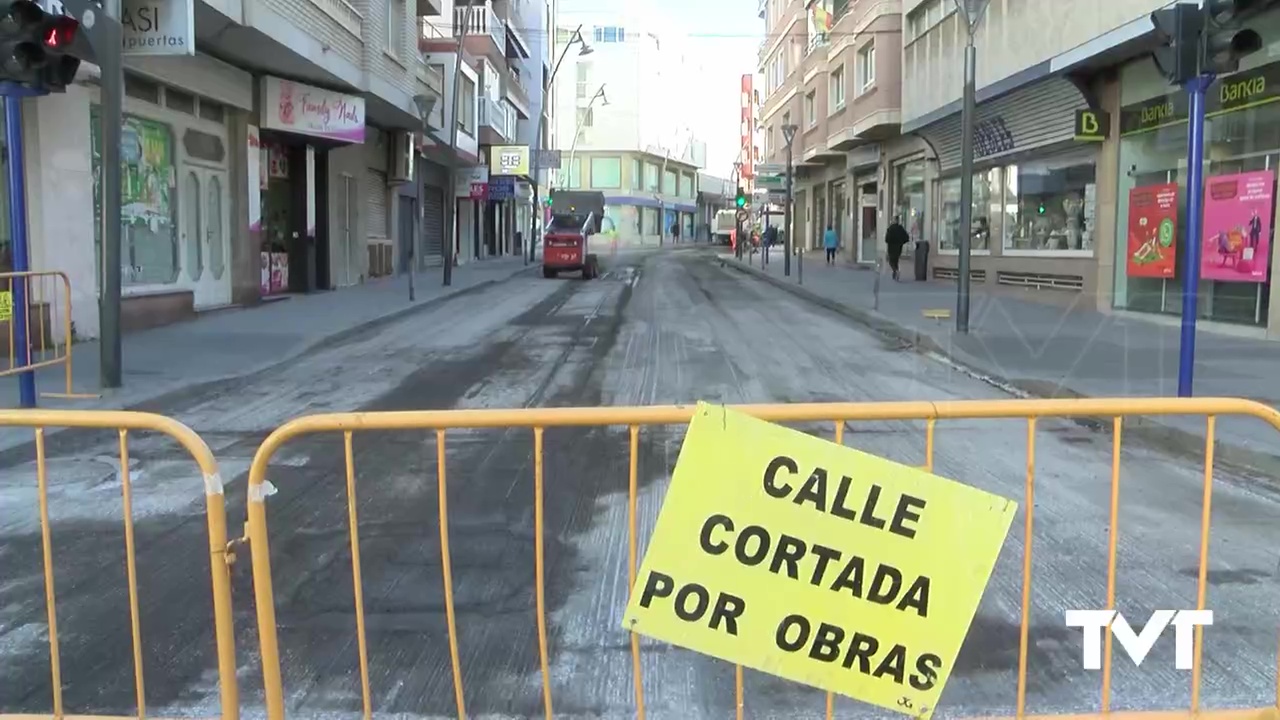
xmin=166 ymin=88 xmax=196 ymax=115
xmin=1113 ymin=56 xmax=1279 ymax=327
xmin=590 ymin=157 xmax=621 ymax=188
xmin=937 ymin=168 xmax=1002 ymax=252
xmin=643 ymin=206 xmax=658 ymax=234
xmin=90 ymin=107 xmax=178 ymax=286
xmin=1003 ymin=152 xmax=1096 ymax=252
xmin=893 ymin=159 xmax=926 ymax=244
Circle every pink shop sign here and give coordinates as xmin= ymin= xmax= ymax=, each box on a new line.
xmin=261 ymin=76 xmax=365 ymax=144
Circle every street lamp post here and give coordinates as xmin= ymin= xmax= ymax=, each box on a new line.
xmin=782 ymin=123 xmax=798 ymax=278
xmin=954 ymin=0 xmax=989 ymax=333
xmin=565 ymin=86 xmax=608 ymax=188
xmin=529 ymin=25 xmax=592 ymax=264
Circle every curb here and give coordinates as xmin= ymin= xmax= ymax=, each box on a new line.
xmin=75 ymin=264 xmax=538 ymax=415
xmin=715 ymin=255 xmax=1280 ymax=479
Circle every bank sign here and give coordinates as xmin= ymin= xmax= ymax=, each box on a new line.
xmin=1120 ymin=60 xmax=1280 ymax=136
xmin=121 ymin=0 xmax=194 ymax=56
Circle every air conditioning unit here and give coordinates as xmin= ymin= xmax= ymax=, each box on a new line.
xmin=389 ymin=130 xmax=415 ymax=183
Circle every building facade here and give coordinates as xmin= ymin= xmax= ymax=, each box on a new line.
xmin=550 ymin=14 xmax=707 ymax=242
xmin=756 ymin=0 xmax=904 ymax=263
xmin=13 ymin=0 xmax=451 ymax=337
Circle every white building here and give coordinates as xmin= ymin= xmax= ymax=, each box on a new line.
xmin=549 ymin=14 xmax=705 ymax=243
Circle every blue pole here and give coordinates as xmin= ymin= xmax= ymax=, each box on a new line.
xmin=5 ymin=96 xmax=36 ymax=408
xmin=1177 ymin=75 xmax=1212 ymax=399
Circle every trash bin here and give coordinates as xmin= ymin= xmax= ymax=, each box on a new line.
xmin=914 ymin=240 xmax=929 ymax=281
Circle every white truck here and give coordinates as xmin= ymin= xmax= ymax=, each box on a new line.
xmin=712 ymin=209 xmax=738 ymax=245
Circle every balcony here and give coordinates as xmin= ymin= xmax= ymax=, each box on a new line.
xmin=417 ymin=0 xmax=442 ymax=17
xmin=806 ymin=32 xmax=828 ymax=56
xmin=505 ymin=62 xmax=531 ymax=118
xmin=453 ymin=3 xmax=505 ymax=62
xmin=478 ymin=96 xmax=513 ymax=144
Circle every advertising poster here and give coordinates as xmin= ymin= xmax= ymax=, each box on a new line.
xmin=1126 ymin=182 xmax=1178 ymax=278
xmin=1201 ymin=169 xmax=1274 ymax=283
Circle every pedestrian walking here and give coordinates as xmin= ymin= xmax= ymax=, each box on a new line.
xmin=823 ymin=223 xmax=838 ymax=264
xmin=763 ymin=224 xmax=778 ymax=262
xmin=885 ymin=216 xmax=910 ymax=280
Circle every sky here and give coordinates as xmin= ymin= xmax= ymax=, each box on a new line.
xmin=555 ymin=0 xmax=760 ymax=180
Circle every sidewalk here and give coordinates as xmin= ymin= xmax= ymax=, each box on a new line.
xmin=0 ymin=257 xmax=535 ymax=413
xmin=719 ymin=248 xmax=1280 ymax=470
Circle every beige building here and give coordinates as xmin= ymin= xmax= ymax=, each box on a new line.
xmin=760 ymin=0 xmax=1280 ymax=339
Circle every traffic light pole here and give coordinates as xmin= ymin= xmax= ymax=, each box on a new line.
xmin=1177 ymin=74 xmax=1213 ymax=397
xmin=4 ymin=95 xmax=36 ymax=407
xmin=98 ymin=0 xmax=124 ymax=389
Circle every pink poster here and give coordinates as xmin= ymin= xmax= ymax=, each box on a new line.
xmin=1201 ymin=169 xmax=1274 ymax=283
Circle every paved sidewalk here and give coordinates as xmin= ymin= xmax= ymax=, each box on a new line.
xmin=0 ymin=257 xmax=535 ymax=412
xmin=718 ymin=248 xmax=1280 ymax=469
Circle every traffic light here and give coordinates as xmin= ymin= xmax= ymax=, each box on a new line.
xmin=1200 ymin=0 xmax=1266 ymax=75
xmin=735 ymin=187 xmax=746 ymax=208
xmin=1151 ymin=3 xmax=1203 ymax=85
xmin=0 ymin=0 xmax=80 ymax=91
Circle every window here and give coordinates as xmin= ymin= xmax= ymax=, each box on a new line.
xmin=663 ymin=169 xmax=677 ymax=194
xmin=576 ymin=107 xmax=594 ymax=127
xmin=90 ymin=108 xmax=179 ymax=286
xmin=385 ymin=0 xmax=399 ymax=54
xmin=857 ymin=41 xmax=875 ymax=94
xmin=805 ymin=91 xmax=816 ymax=127
xmin=893 ymin=160 xmax=926 ymax=245
xmin=684 ymin=172 xmax=696 ymax=198
xmin=763 ymin=126 xmax=772 ymax=158
xmin=643 ymin=207 xmax=659 ymax=234
xmin=559 ymin=157 xmax=582 ymax=188
xmin=1003 ymin=153 xmax=1097 ymax=252
xmin=830 ymin=65 xmax=845 ymax=110
xmin=591 ymin=157 xmax=622 ymax=188
xmin=645 ymin=162 xmax=659 ymax=191
xmin=460 ymin=76 xmax=476 ymax=133
xmin=937 ymin=168 xmax=1001 ymax=252
xmin=576 ymin=62 xmax=589 ymax=98
xmin=632 ymin=158 xmax=643 ymax=189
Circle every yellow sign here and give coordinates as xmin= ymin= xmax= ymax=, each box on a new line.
xmin=623 ymin=403 xmax=1016 ymax=718
xmin=0 ymin=290 xmax=11 ymax=322
xmin=489 ymin=145 xmax=530 ymax=176
xmin=1074 ymin=109 xmax=1110 ymax=142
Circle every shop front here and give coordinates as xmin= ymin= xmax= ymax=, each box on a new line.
xmin=455 ymin=166 xmax=487 ymax=263
xmin=847 ymin=142 xmax=880 ymax=265
xmin=89 ymin=71 xmax=243 ymax=323
xmin=256 ymin=76 xmax=365 ymax=296
xmin=1112 ymin=28 xmax=1280 ymax=332
xmin=915 ymin=77 xmax=1097 ymax=290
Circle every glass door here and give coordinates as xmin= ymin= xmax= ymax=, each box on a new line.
xmin=182 ymin=166 xmax=231 ymax=308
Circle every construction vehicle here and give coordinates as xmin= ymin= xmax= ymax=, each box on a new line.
xmin=543 ymin=190 xmax=605 ymax=279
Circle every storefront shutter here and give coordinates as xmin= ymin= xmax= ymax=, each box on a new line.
xmin=422 ymin=185 xmax=445 ymax=266
xmin=366 ymin=169 xmax=388 ymax=238
xmin=924 ymin=78 xmax=1088 ymax=173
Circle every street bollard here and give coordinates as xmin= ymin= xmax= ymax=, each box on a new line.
xmin=873 ymin=259 xmax=882 ymax=312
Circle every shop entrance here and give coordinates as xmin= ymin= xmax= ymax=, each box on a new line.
xmin=858 ymin=182 xmax=878 ymax=263
xmin=180 ymin=165 xmax=231 ymax=307
xmin=260 ymin=135 xmax=332 ymax=294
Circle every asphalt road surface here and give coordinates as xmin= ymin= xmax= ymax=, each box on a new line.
xmin=1 ymin=247 xmax=1277 ymax=719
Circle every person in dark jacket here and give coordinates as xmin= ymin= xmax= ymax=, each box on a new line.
xmin=885 ymin=216 xmax=910 ymax=280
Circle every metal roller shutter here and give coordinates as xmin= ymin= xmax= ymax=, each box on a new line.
xmin=365 ymin=169 xmax=388 ymax=238
xmin=924 ymin=79 xmax=1088 ymax=172
xmin=422 ymin=185 xmax=445 ymax=266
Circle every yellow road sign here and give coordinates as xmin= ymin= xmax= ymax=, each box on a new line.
xmin=623 ymin=402 xmax=1016 ymax=718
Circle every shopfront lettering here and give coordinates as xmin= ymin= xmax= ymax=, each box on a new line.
xmin=1121 ymin=60 xmax=1280 ymax=136
xmin=297 ymin=93 xmax=361 ymax=127
xmin=1220 ymin=75 xmax=1266 ymax=109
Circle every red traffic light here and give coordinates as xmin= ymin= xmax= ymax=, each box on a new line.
xmin=42 ymin=15 xmax=76 ymax=50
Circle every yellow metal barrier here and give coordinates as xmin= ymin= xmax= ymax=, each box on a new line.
xmin=0 ymin=409 xmax=239 ymax=720
xmin=242 ymin=398 xmax=1280 ymax=720
xmin=0 ymin=271 xmax=98 ymax=400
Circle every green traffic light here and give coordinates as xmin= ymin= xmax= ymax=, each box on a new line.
xmin=735 ymin=195 xmax=746 ymax=208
